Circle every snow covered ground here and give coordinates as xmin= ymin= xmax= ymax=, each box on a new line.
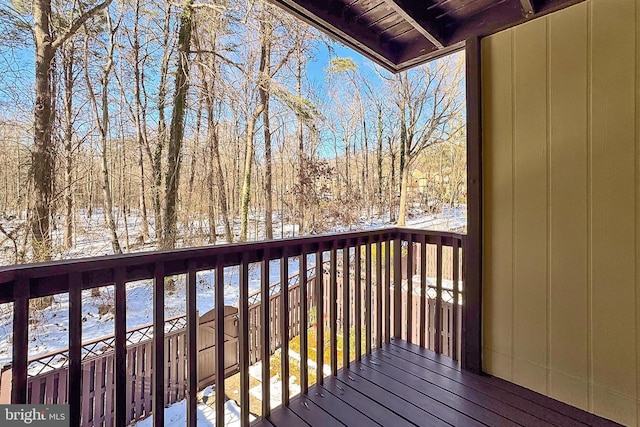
xmin=0 ymin=207 xmax=465 ymax=366
xmin=133 ymin=399 xmax=253 ymax=427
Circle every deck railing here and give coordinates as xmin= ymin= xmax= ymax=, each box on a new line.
xmin=0 ymin=227 xmax=464 ymax=426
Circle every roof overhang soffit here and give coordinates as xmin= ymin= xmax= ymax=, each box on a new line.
xmin=267 ymin=0 xmax=587 ymax=72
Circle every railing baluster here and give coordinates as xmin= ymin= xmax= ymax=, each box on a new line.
xmin=114 ymin=268 xmax=127 ymax=427
xmin=354 ymin=240 xmax=362 ymax=362
xmin=329 ymin=245 xmax=337 ymax=376
xmin=435 ymin=237 xmax=443 ymax=354
xmin=342 ymin=243 xmax=350 ymax=368
xmin=376 ymin=240 xmax=382 ymax=349
xmin=69 ymin=272 xmax=82 ymax=427
xmin=186 ymin=262 xmax=198 ymax=427
xmin=12 ymin=278 xmax=28 ymax=404
xmin=453 ymin=239 xmax=460 ymax=361
xmin=419 ymin=235 xmax=427 ymax=348
xmin=216 ymin=263 xmax=225 ymax=427
xmin=261 ymin=252 xmax=271 ymax=418
xmin=365 ymin=241 xmax=372 ymax=354
xmin=152 ymin=262 xmax=165 ymax=427
xmin=385 ymin=240 xmax=391 ymax=344
xmin=316 ymin=248 xmax=324 ymax=385
xmin=239 ymin=255 xmax=250 ymax=426
xmin=406 ymin=234 xmax=413 ymax=343
xmin=280 ymin=253 xmax=290 ymax=405
xmin=393 ymin=238 xmax=402 ymax=339
xmin=300 ymin=248 xmax=308 ymax=394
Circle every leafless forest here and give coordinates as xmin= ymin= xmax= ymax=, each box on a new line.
xmin=0 ymin=0 xmax=466 ymax=265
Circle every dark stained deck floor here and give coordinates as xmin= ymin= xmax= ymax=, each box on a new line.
xmin=253 ymin=339 xmax=621 ymax=427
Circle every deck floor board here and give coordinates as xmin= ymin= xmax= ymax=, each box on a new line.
xmin=368 ymin=349 xmax=553 ymax=427
xmin=254 ymin=339 xmax=621 ymax=427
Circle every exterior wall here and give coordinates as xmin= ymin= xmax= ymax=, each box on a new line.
xmin=481 ymin=0 xmax=640 ymax=424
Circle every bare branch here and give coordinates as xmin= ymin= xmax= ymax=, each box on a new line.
xmin=51 ymin=0 xmax=114 ymax=50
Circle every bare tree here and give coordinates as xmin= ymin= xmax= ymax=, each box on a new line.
xmin=394 ymin=55 xmax=464 ymax=226
xmin=192 ymin=10 xmax=234 ymax=243
xmin=59 ymin=38 xmax=80 ymax=249
xmin=83 ymin=8 xmax=122 ymax=254
xmin=31 ymin=0 xmax=113 ymax=260
xmin=240 ymin=4 xmax=296 ymax=242
xmin=162 ymin=0 xmax=194 ymax=249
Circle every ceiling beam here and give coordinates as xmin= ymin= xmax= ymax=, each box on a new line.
xmin=447 ymin=0 xmax=586 ymax=45
xmin=381 ymin=0 xmax=446 ymax=49
xmin=267 ymin=0 xmax=402 ymax=72
xmin=519 ymin=0 xmax=536 ymax=17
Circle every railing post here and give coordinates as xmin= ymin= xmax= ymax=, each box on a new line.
xmin=300 ymin=248 xmax=309 ymax=394
xmin=354 ymin=239 xmax=362 ymax=362
xmin=419 ymin=235 xmax=427 ymax=348
xmin=342 ymin=242 xmax=350 ymax=368
xmin=385 ymin=239 xmax=391 ymax=344
xmin=239 ymin=254 xmax=250 ymax=427
xmin=114 ymin=268 xmax=127 ymax=427
xmin=329 ymin=244 xmax=337 ymax=376
xmin=261 ymin=251 xmax=271 ymax=418
xmin=375 ymin=239 xmax=383 ymax=350
xmin=406 ymin=234 xmax=414 ymax=343
xmin=11 ymin=278 xmax=28 ymax=404
xmin=280 ymin=252 xmax=290 ymax=405
xmin=215 ymin=262 xmax=226 ymax=427
xmin=393 ymin=238 xmax=402 ymax=339
xmin=365 ymin=241 xmax=372 ymax=354
xmin=435 ymin=237 xmax=443 ymax=354
xmin=453 ymin=239 xmax=460 ymax=362
xmin=69 ymin=272 xmax=82 ymax=427
xmin=186 ymin=262 xmax=198 ymax=427
xmin=152 ymin=262 xmax=165 ymax=427
xmin=316 ymin=248 xmax=324 ymax=385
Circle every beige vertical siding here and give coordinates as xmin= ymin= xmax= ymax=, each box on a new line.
xmin=482 ymin=1 xmax=640 ymax=424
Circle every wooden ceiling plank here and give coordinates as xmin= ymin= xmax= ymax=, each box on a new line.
xmin=367 ymin=11 xmax=399 ymax=29
xmin=381 ymin=0 xmax=446 ymax=48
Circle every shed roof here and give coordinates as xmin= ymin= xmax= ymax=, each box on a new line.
xmin=268 ymin=0 xmax=585 ymax=72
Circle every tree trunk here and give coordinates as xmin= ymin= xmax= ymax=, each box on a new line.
xmin=397 ymin=162 xmax=410 ymax=226
xmin=162 ymin=0 xmax=193 ymax=249
xmin=186 ymin=96 xmax=202 ymax=217
xmin=295 ymin=39 xmax=305 ymax=235
xmin=210 ymin=122 xmax=232 ymax=242
xmin=32 ymin=0 xmax=55 ymax=261
xmin=84 ymin=10 xmax=122 ymax=255
xmin=259 ymin=12 xmax=273 ymax=240
xmin=138 ymin=146 xmax=149 ymax=240
xmin=376 ymin=106 xmax=383 ymax=215
xmin=132 ymin=0 xmax=150 ymax=241
xmin=31 ymin=0 xmax=113 ymax=261
xmin=240 ymin=10 xmax=271 ymax=242
xmin=62 ymin=41 xmax=75 ymax=250
xmin=239 ymin=104 xmax=264 ymax=242
xmin=389 ymin=140 xmax=396 ymax=223
xmin=153 ymin=3 xmax=173 ymax=242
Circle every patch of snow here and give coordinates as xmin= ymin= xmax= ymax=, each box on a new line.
xmin=132 ymin=399 xmax=254 ymax=427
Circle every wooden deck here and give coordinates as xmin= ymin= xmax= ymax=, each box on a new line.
xmin=254 ymin=339 xmax=620 ymax=427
